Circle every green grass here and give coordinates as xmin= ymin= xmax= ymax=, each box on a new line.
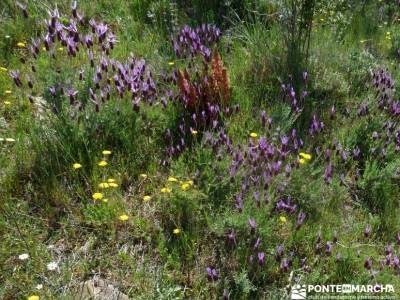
xmin=1 ymin=0 xmax=400 ymax=299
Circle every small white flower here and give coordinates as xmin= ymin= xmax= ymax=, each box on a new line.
xmin=46 ymin=261 xmax=58 ymax=271
xmin=18 ymin=253 xmax=29 ymax=260
xmin=36 ymin=284 xmax=43 ymax=290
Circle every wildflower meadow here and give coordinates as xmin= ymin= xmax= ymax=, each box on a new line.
xmin=1 ymin=0 xmax=400 ymax=299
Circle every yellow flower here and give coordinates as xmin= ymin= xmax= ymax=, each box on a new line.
xmin=181 ymin=183 xmax=190 ymax=191
xmin=109 ymin=182 xmax=118 ymax=188
xmin=279 ymin=216 xmax=287 ymax=223
xmin=4 ymin=101 xmax=11 ymax=106
xmin=4 ymin=90 xmax=12 ymax=94
xmin=72 ymin=163 xmax=82 ymax=169
xmin=299 ymin=152 xmax=312 ymax=160
xmin=168 ymin=61 xmax=175 ymax=66
xmin=320 ymin=18 xmax=324 ymax=22
xmin=0 ymin=67 xmax=7 ymax=72
xmin=118 ymin=214 xmax=129 ymax=221
xmin=27 ymin=296 xmax=39 ymax=300
xmin=98 ymin=182 xmax=110 ymax=189
xmin=17 ymin=42 xmax=26 ymax=48
xmin=102 ymin=198 xmax=108 ymax=203
xmin=249 ymin=132 xmax=258 ymax=138
xmin=143 ymin=195 xmax=152 ymax=202
xmin=161 ymin=187 xmax=172 ymax=193
xmin=92 ymin=192 xmax=103 ymax=200
xmin=58 ymin=47 xmax=64 ymax=51
xmin=102 ymin=150 xmax=112 ymax=155
xmin=42 ymin=47 xmax=46 ymax=51
xmin=299 ymin=158 xmax=306 ymax=165
xmin=185 ymin=180 xmax=194 ymax=186
xmin=167 ymin=176 xmax=178 ymax=183
xmin=107 ymin=178 xmax=116 ymax=183
xmin=98 ymin=160 xmax=108 ymax=167
xmin=173 ymin=228 xmax=181 ymax=235
xmin=191 ymin=130 xmax=198 ymax=136
xmin=139 ymin=173 xmax=147 ymax=179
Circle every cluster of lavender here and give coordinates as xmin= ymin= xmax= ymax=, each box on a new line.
xmin=163 ymin=25 xmax=230 ymax=163
xmin=11 ymin=1 xmax=157 ymax=112
xmin=163 ymin=103 xmax=236 ymax=164
xmin=372 ymin=69 xmax=400 ymax=152
xmin=172 ymin=24 xmax=221 ymax=61
xmin=281 ymin=71 xmax=309 ymax=113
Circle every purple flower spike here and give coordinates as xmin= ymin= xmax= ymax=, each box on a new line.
xmin=206 ymin=266 xmax=218 ymax=282
xmin=275 ymin=245 xmax=284 ymax=262
xmin=248 ymin=218 xmax=256 ymax=234
xmin=364 ymin=225 xmax=371 ymax=238
xmin=296 ymin=211 xmax=306 ymax=229
xmin=10 ymin=70 xmax=23 ymax=87
xmin=17 ymin=2 xmax=29 ymax=18
xmin=364 ymin=257 xmax=372 ymax=270
xmin=325 ymin=241 xmax=333 ymax=256
xmin=258 ymin=252 xmax=265 ymax=265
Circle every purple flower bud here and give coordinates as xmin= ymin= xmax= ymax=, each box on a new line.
xmin=16 ymin=1 xmax=29 ymax=18
xmin=248 ymin=218 xmax=256 ymax=234
xmin=206 ymin=266 xmax=218 ymax=281
xmin=275 ymin=245 xmax=284 ymax=262
xmin=258 ymin=252 xmax=265 ymax=265
xmin=10 ymin=70 xmax=23 ymax=87
xmin=364 ymin=225 xmax=371 ymax=238
xmin=364 ymin=257 xmax=372 ymax=270
xmin=296 ymin=211 xmax=306 ymax=229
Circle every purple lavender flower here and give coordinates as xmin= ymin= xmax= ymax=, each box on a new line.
xmin=364 ymin=225 xmax=371 ymax=238
xmin=364 ymin=257 xmax=372 ymax=270
xmin=296 ymin=211 xmax=306 ymax=229
xmin=248 ymin=218 xmax=256 ymax=234
xmin=258 ymin=252 xmax=265 ymax=265
xmin=10 ymin=70 xmax=23 ymax=87
xmin=206 ymin=266 xmax=218 ymax=281
xmin=16 ymin=1 xmax=29 ymax=18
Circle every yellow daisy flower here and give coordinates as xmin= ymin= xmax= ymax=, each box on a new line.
xmin=92 ymin=192 xmax=103 ymax=200
xmin=173 ymin=228 xmax=181 ymax=235
xmin=185 ymin=180 xmax=194 ymax=186
xmin=118 ymin=214 xmax=129 ymax=221
xmin=98 ymin=182 xmax=110 ymax=189
xmin=107 ymin=178 xmax=116 ymax=183
xmin=191 ymin=130 xmax=198 ymax=136
xmin=17 ymin=42 xmax=26 ymax=48
xmin=249 ymin=132 xmax=258 ymax=138
xmin=27 ymin=296 xmax=39 ymax=300
xmin=167 ymin=176 xmax=178 ymax=183
xmin=0 ymin=67 xmax=7 ymax=72
xmin=299 ymin=158 xmax=306 ymax=165
xmin=181 ymin=183 xmax=190 ymax=191
xmin=161 ymin=187 xmax=172 ymax=193
xmin=279 ymin=216 xmax=287 ymax=223
xmin=72 ymin=163 xmax=82 ymax=169
xmin=58 ymin=47 xmax=64 ymax=51
xmin=108 ymin=182 xmax=118 ymax=188
xmin=299 ymin=152 xmax=312 ymax=160
xmin=102 ymin=150 xmax=112 ymax=155
xmin=139 ymin=173 xmax=147 ymax=179
xmin=98 ymin=160 xmax=108 ymax=167
xmin=143 ymin=195 xmax=152 ymax=202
